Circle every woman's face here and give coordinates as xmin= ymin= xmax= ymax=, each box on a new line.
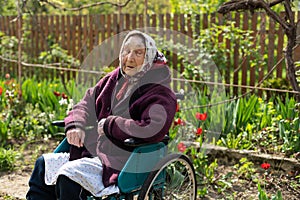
xmin=121 ymin=35 xmax=146 ymax=77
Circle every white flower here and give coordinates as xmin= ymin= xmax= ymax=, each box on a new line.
xmin=179 ymin=89 xmax=185 ymax=95
xmin=59 ymin=98 xmax=68 ymax=106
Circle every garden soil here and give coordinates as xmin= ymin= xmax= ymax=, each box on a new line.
xmin=0 ymin=139 xmax=300 ymax=200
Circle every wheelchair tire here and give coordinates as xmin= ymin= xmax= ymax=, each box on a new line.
xmin=138 ymin=153 xmax=197 ymax=200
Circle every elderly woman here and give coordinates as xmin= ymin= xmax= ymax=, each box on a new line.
xmin=26 ymin=30 xmax=177 ymax=200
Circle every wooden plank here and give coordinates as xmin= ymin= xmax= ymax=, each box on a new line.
xmin=100 ymin=14 xmax=105 ymax=42
xmin=12 ymin=16 xmax=18 ymax=77
xmin=112 ymin=14 xmax=119 ymax=67
xmin=76 ymin=15 xmax=82 ymax=62
xmin=112 ymin=14 xmax=118 ymax=34
xmin=268 ymin=18 xmax=275 ymax=72
xmin=158 ymin=14 xmax=164 ymax=38
xmin=203 ymin=13 xmax=208 ymax=29
xmin=44 ymin=15 xmax=49 ymax=50
xmin=125 ymin=13 xmax=130 ymax=31
xmin=138 ymin=14 xmax=144 ymax=28
xmin=66 ymin=15 xmax=72 ymax=80
xmin=187 ymin=14 xmax=193 ymax=38
xmin=179 ymin=14 xmax=185 ymax=89
xmin=131 ymin=14 xmax=137 ymax=30
xmin=276 ymin=13 xmax=284 ymax=78
xmin=233 ymin=12 xmax=240 ymax=96
xmin=55 ymin=15 xmax=60 ymax=44
xmin=119 ymin=14 xmax=124 ymax=33
xmin=0 ymin=17 xmax=4 ymax=32
xmin=241 ymin=12 xmax=249 ymax=94
xmin=107 ymin=14 xmax=112 ymax=38
xmin=194 ymin=14 xmax=200 ymax=38
xmin=146 ymin=14 xmax=150 ymax=28
xmin=165 ymin=14 xmax=171 ymax=74
xmin=89 ymin=15 xmax=94 ymax=52
xmin=94 ymin=15 xmax=100 ymax=46
xmin=71 ymin=15 xmax=77 ymax=58
xmin=35 ymin=16 xmax=40 ymax=64
xmin=173 ymin=14 xmax=178 ymax=90
xmin=250 ymin=13 xmax=258 ymax=88
xmin=258 ymin=13 xmax=266 ymax=96
xmin=61 ymin=15 xmax=65 ymax=49
xmin=0 ymin=17 xmax=3 ymax=75
xmin=151 ymin=14 xmax=157 ymax=34
xmin=82 ymin=15 xmax=88 ymax=60
xmin=5 ymin=16 xmax=10 ymax=35
xmin=179 ymin=14 xmax=185 ymax=74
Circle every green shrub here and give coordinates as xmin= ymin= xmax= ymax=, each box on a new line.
xmin=0 ymin=147 xmax=18 ymax=172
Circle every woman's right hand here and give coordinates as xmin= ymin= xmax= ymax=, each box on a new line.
xmin=66 ymin=128 xmax=85 ymax=148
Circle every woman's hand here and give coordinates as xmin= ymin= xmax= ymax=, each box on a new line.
xmin=66 ymin=128 xmax=85 ymax=148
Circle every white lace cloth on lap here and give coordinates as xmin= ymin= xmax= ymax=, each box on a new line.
xmin=43 ymin=153 xmax=120 ymax=197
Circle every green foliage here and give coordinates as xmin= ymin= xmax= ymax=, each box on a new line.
xmin=38 ymin=41 xmax=80 ymax=67
xmin=258 ymin=183 xmax=283 ymax=200
xmin=0 ymin=77 xmax=79 ymax=145
xmin=0 ymin=0 xmax=17 ymax=16
xmin=216 ymin=94 xmax=300 ymax=155
xmin=222 ymin=95 xmax=259 ymax=138
xmin=7 ymin=103 xmax=54 ymax=140
xmin=234 ymin=158 xmax=257 ymax=180
xmin=179 ymin=22 xmax=263 ymax=94
xmin=0 ymin=147 xmax=18 ymax=172
xmin=170 ymin=0 xmax=226 ymax=14
xmin=0 ymin=32 xmax=19 ymax=60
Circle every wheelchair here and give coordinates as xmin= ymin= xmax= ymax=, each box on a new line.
xmin=52 ymin=93 xmax=197 ymax=200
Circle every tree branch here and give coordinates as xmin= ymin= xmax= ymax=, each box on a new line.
xmin=40 ymin=0 xmax=132 ymax=11
xmin=283 ymin=0 xmax=294 ymax=26
xmin=218 ymin=0 xmax=289 ymax=30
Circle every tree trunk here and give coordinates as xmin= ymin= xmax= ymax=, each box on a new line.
xmin=285 ymin=26 xmax=300 ymax=101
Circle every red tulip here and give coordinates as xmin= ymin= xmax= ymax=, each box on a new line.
xmin=174 ymin=118 xmax=185 ymax=126
xmin=61 ymin=93 xmax=68 ymax=99
xmin=177 ymin=142 xmax=186 ymax=152
xmin=0 ymin=87 xmax=3 ymax=96
xmin=196 ymin=112 xmax=207 ymax=121
xmin=53 ymin=91 xmax=61 ymax=97
xmin=261 ymin=163 xmax=270 ymax=170
xmin=196 ymin=127 xmax=203 ymax=136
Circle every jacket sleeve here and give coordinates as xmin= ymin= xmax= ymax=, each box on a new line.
xmin=64 ymin=76 xmax=109 ymax=132
xmin=103 ymin=91 xmax=176 ymax=143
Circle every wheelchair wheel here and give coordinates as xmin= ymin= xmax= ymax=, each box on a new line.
xmin=138 ymin=153 xmax=197 ymax=200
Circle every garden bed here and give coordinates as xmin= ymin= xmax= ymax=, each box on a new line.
xmin=1 ymin=139 xmax=300 ymax=200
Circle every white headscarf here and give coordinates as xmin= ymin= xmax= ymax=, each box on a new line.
xmin=119 ymin=30 xmax=158 ymax=82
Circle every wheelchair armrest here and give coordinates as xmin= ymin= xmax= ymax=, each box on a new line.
xmin=175 ymin=93 xmax=185 ymax=100
xmin=124 ymin=135 xmax=170 ymax=147
xmin=51 ymin=120 xmax=65 ymax=127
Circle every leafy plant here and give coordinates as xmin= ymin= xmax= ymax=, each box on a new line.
xmin=257 ymin=183 xmax=283 ymax=200
xmin=234 ymin=157 xmax=257 ymax=180
xmin=0 ymin=147 xmax=19 ymax=172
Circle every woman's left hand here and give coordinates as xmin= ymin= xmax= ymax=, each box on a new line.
xmin=66 ymin=128 xmax=85 ymax=147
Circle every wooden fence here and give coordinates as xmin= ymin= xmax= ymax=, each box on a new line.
xmin=0 ymin=12 xmax=298 ymax=96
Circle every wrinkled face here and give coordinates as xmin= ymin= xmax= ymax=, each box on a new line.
xmin=121 ymin=35 xmax=146 ymax=77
